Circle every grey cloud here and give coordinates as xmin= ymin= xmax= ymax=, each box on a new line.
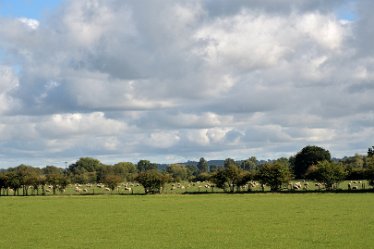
xmin=203 ymin=0 xmax=343 ymax=17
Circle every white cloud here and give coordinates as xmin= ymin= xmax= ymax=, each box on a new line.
xmin=38 ymin=112 xmax=125 ymax=137
xmin=18 ymin=18 xmax=39 ymax=30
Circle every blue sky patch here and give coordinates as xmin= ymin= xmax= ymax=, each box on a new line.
xmin=0 ymin=0 xmax=62 ymax=19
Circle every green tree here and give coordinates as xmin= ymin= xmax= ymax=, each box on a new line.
xmin=95 ymin=164 xmax=112 ymax=183
xmin=166 ymin=164 xmax=188 ymax=182
xmin=258 ymin=161 xmax=291 ymax=192
xmin=46 ymin=173 xmax=69 ymax=195
xmin=6 ymin=171 xmax=21 ymax=196
xmin=293 ymin=145 xmax=331 ymax=178
xmin=240 ymin=157 xmax=257 ymax=171
xmin=368 ymin=146 xmax=374 ymax=157
xmin=224 ymin=158 xmax=236 ymax=169
xmin=0 ymin=173 xmax=8 ymax=196
xmin=366 ymin=156 xmax=374 ymax=188
xmin=312 ymin=161 xmax=347 ymax=190
xmin=135 ymin=170 xmax=168 ymax=194
xmin=68 ymin=157 xmax=102 ymax=175
xmin=13 ymin=165 xmax=36 ymax=196
xmin=197 ymin=157 xmax=208 ymax=173
xmin=211 ymin=161 xmax=251 ymax=192
xmin=103 ymin=175 xmax=122 ymax=191
xmin=113 ymin=162 xmax=137 ymax=181
xmin=185 ymin=165 xmax=198 ymax=180
xmin=43 ymin=165 xmax=64 ymax=175
xmin=137 ymin=160 xmax=157 ymax=172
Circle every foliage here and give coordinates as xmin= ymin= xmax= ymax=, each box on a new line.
xmin=135 ymin=170 xmax=168 ymax=194
xmin=366 ymin=156 xmax=374 ymax=187
xmin=366 ymin=155 xmax=374 ymax=169
xmin=197 ymin=157 xmax=208 ymax=173
xmin=240 ymin=157 xmax=257 ymax=171
xmin=195 ymin=172 xmax=211 ymax=182
xmin=113 ymin=162 xmax=137 ymax=181
xmin=43 ymin=165 xmax=63 ymax=175
xmin=258 ymin=161 xmax=291 ymax=191
xmin=293 ymin=145 xmax=331 ymax=178
xmin=185 ymin=165 xmax=198 ymax=180
xmin=312 ymin=161 xmax=347 ymax=190
xmin=346 ymin=167 xmax=366 ymax=180
xmin=211 ymin=160 xmax=251 ymax=192
xmin=224 ymin=158 xmax=236 ymax=169
xmin=102 ymin=175 xmax=122 ymax=191
xmin=68 ymin=157 xmax=102 ymax=175
xmin=166 ymin=164 xmax=188 ymax=182
xmin=341 ymin=154 xmax=364 ymax=169
xmin=46 ymin=173 xmax=69 ymax=194
xmin=368 ymin=146 xmax=374 ymax=157
xmin=137 ymin=160 xmax=157 ymax=172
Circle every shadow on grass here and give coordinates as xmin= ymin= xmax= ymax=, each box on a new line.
xmin=1 ymin=189 xmax=374 ymax=197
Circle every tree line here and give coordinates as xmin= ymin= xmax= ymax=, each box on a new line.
xmin=1 ymin=145 xmax=374 ymax=195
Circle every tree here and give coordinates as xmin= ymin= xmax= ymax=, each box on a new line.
xmin=258 ymin=161 xmax=291 ymax=192
xmin=6 ymin=171 xmax=21 ymax=196
xmin=96 ymin=164 xmax=112 ymax=183
xmin=0 ymin=173 xmax=8 ymax=196
xmin=137 ymin=160 xmax=157 ymax=172
xmin=240 ymin=157 xmax=257 ymax=171
xmin=185 ymin=165 xmax=198 ymax=180
xmin=197 ymin=157 xmax=208 ymax=173
xmin=46 ymin=173 xmax=69 ymax=195
xmin=135 ymin=170 xmax=168 ymax=194
xmin=43 ymin=165 xmax=64 ymax=175
xmin=368 ymin=146 xmax=374 ymax=157
xmin=224 ymin=158 xmax=236 ymax=169
xmin=166 ymin=164 xmax=188 ymax=182
xmin=312 ymin=161 xmax=347 ymax=190
xmin=102 ymin=175 xmax=122 ymax=191
xmin=68 ymin=157 xmax=102 ymax=175
xmin=366 ymin=155 xmax=374 ymax=169
xmin=366 ymin=156 xmax=374 ymax=188
xmin=224 ymin=163 xmax=241 ymax=192
xmin=113 ymin=162 xmax=137 ymax=181
xmin=293 ymin=145 xmax=331 ymax=178
xmin=13 ymin=165 xmax=36 ymax=196
xmin=210 ymin=161 xmax=251 ymax=192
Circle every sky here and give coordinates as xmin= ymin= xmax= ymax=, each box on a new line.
xmin=0 ymin=0 xmax=373 ymax=168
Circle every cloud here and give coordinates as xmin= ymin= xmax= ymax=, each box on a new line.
xmin=0 ymin=0 xmax=373 ymax=166
xmin=18 ymin=17 xmax=39 ymax=30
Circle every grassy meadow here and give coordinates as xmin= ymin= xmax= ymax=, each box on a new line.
xmin=1 ymin=193 xmax=374 ymax=249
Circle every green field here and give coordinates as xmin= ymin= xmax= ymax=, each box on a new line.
xmin=1 ymin=194 xmax=373 ymax=249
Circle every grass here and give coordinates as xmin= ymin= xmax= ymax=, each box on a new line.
xmin=0 ymin=193 xmax=373 ymax=249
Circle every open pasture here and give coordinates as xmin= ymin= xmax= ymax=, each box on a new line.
xmin=1 ymin=193 xmax=373 ymax=249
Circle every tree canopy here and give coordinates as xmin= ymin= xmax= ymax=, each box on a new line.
xmin=312 ymin=161 xmax=347 ymax=190
xmin=293 ymin=145 xmax=331 ymax=178
xmin=258 ymin=161 xmax=291 ymax=192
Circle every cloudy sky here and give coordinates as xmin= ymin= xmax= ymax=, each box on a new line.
xmin=0 ymin=0 xmax=372 ymax=167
